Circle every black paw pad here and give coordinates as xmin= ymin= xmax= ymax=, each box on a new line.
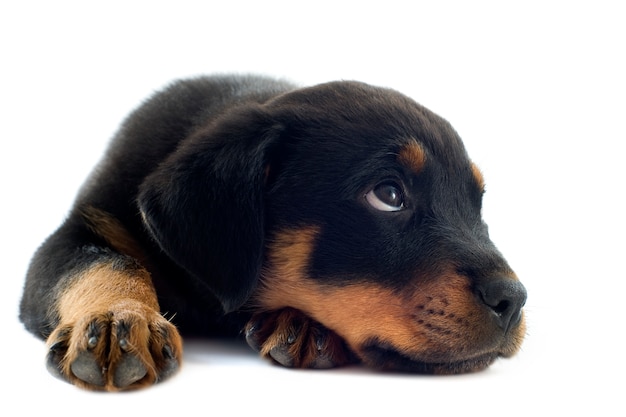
xmin=46 ymin=337 xmax=69 ymax=381
xmin=269 ymin=344 xmax=295 ymax=367
xmin=71 ymin=351 xmax=105 ymax=386
xmin=113 ymin=353 xmax=147 ymax=388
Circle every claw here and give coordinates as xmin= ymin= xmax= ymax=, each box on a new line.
xmin=119 ymin=338 xmax=129 ymax=350
xmin=87 ymin=320 xmax=101 ymax=348
xmin=245 ymin=320 xmax=263 ymax=352
xmin=87 ymin=336 xmax=98 ymax=348
xmin=308 ymin=328 xmax=334 ymax=369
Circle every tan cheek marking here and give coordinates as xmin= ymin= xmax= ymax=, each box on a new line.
xmin=256 ymin=227 xmax=527 ymax=361
xmin=398 ymin=142 xmax=426 ymax=174
xmin=57 ymin=262 xmax=159 ymax=323
xmin=471 ymin=162 xmax=485 ymax=192
xmin=257 ymin=228 xmax=451 ymax=355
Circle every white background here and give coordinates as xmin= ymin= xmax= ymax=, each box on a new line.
xmin=1 ymin=1 xmax=624 ymax=415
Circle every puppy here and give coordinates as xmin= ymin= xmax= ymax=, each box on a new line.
xmin=20 ymin=74 xmax=527 ymax=391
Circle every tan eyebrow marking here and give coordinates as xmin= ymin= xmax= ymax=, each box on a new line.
xmin=471 ymin=162 xmax=485 ymax=191
xmin=398 ymin=142 xmax=426 ymax=174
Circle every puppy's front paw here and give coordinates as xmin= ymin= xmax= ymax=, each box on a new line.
xmin=46 ymin=301 xmax=182 ymax=391
xmin=245 ymin=308 xmax=356 ymax=369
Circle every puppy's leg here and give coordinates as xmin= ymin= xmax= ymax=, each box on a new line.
xmin=44 ymin=254 xmax=182 ymax=391
xmin=245 ymin=308 xmax=356 ymax=369
xmin=20 ymin=207 xmax=183 ymax=391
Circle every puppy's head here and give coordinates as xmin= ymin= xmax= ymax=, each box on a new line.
xmin=139 ymin=80 xmax=526 ymax=373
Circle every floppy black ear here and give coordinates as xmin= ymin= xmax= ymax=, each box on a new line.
xmin=137 ymin=105 xmax=281 ymax=313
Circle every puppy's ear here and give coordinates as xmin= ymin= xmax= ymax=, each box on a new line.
xmin=138 ymin=105 xmax=281 ymax=313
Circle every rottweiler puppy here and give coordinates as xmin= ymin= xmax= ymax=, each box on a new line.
xmin=20 ymin=74 xmax=527 ymax=391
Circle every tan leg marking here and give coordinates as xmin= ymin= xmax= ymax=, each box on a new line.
xmin=49 ymin=261 xmax=182 ymax=391
xmin=81 ymin=206 xmax=146 ymax=262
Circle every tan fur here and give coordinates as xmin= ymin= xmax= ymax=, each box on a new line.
xmin=56 ymin=262 xmax=159 ymax=321
xmin=50 ymin=262 xmax=182 ymax=391
xmin=398 ymin=142 xmax=427 ymax=174
xmin=81 ymin=206 xmax=147 ymax=262
xmin=470 ymin=162 xmax=486 ymax=192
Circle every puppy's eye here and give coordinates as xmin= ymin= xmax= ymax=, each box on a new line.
xmin=365 ymin=182 xmax=405 ymax=212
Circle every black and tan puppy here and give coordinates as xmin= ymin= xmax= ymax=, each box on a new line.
xmin=20 ymin=75 xmax=527 ymax=391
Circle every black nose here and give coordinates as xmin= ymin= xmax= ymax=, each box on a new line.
xmin=478 ymin=279 xmax=527 ymax=332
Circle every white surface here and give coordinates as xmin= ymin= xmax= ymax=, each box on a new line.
xmin=1 ymin=1 xmax=624 ymax=415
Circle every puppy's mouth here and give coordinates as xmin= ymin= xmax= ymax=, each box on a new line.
xmin=358 ymin=341 xmax=500 ymax=375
